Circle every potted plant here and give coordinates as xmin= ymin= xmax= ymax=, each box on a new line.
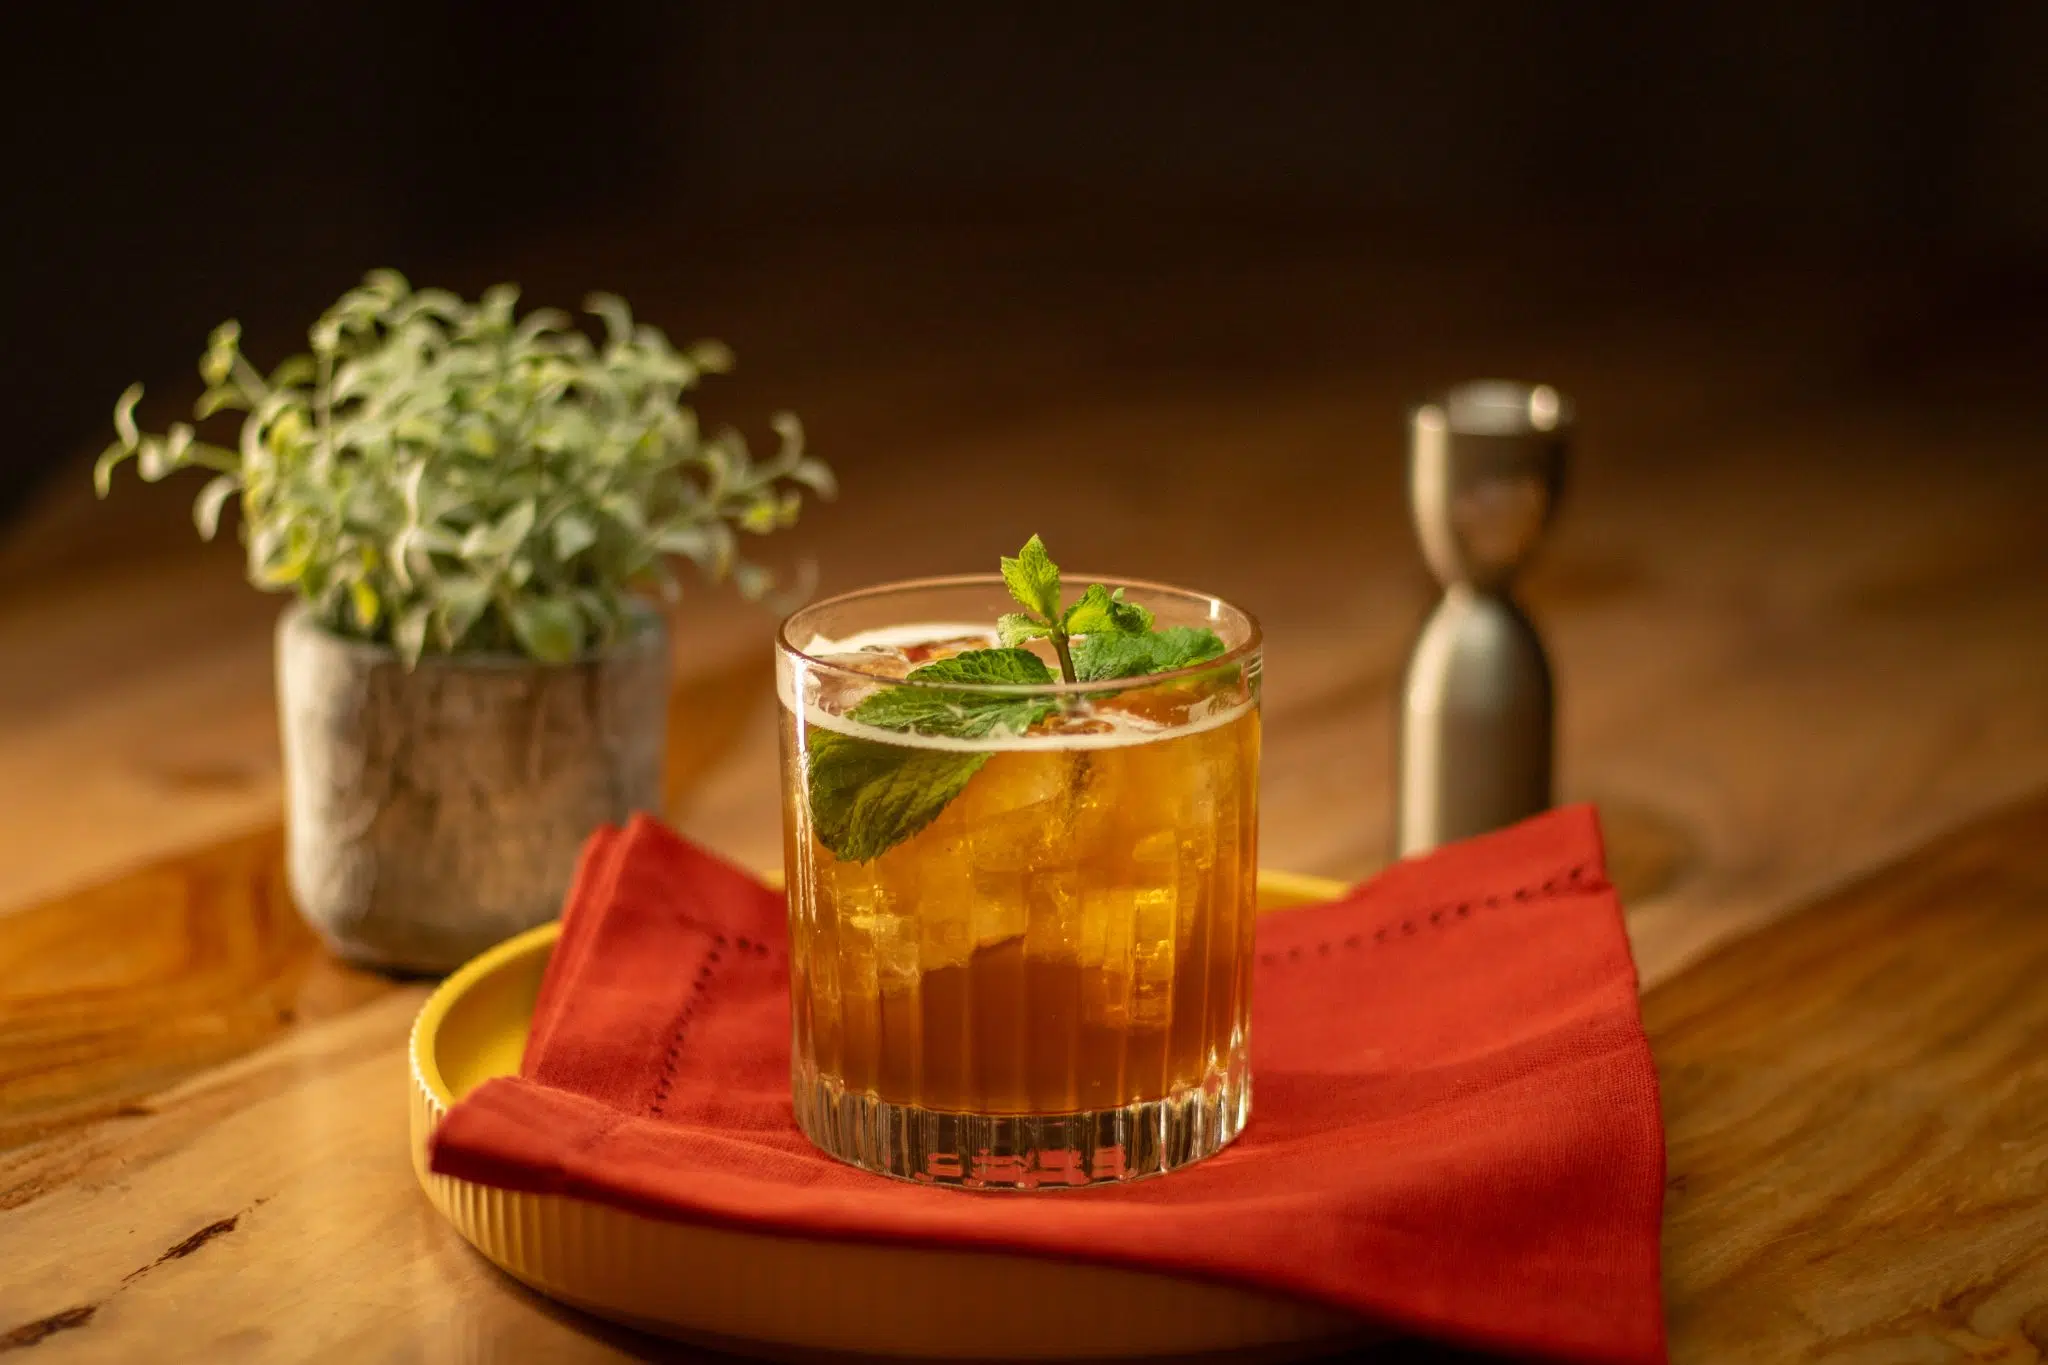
xmin=95 ymin=270 xmax=832 ymax=973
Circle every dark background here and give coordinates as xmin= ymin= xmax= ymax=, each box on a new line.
xmin=5 ymin=1 xmax=2045 ymax=529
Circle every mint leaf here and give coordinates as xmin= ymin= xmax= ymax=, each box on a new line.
xmin=903 ymin=647 xmax=1055 ymax=689
xmin=806 ymin=736 xmax=991 ymax=863
xmin=1073 ymin=625 xmax=1226 ymax=682
xmin=846 ymin=649 xmax=1057 ymax=740
xmin=805 ymin=648 xmax=1060 ymax=861
xmin=1000 ymin=534 xmax=1061 ymax=622
xmin=1062 ymin=583 xmax=1153 ymax=637
xmin=997 ymin=612 xmax=1050 ymax=647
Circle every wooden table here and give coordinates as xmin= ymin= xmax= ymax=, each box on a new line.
xmin=3 ymin=219 xmax=2045 ymax=1362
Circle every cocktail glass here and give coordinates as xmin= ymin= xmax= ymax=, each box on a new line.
xmin=776 ymin=575 xmax=1261 ymax=1188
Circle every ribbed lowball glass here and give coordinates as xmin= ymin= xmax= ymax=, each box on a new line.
xmin=775 ymin=576 xmax=1261 ymax=1189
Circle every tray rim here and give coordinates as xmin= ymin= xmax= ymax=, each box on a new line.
xmin=410 ymin=866 xmax=1363 ymax=1361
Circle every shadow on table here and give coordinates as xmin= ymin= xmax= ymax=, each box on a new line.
xmin=503 ymin=1280 xmax=1522 ymax=1365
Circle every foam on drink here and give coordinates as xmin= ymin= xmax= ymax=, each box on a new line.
xmin=782 ymin=621 xmax=1254 ymax=753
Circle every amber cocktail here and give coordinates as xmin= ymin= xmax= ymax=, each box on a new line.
xmin=776 ymin=574 xmax=1260 ymax=1188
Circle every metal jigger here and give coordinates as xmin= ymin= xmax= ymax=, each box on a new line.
xmin=1396 ymin=380 xmax=1572 ymax=858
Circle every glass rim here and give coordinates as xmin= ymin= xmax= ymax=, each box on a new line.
xmin=776 ymin=572 xmax=1263 ymax=697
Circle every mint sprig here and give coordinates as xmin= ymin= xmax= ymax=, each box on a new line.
xmin=804 ymin=536 xmax=1230 ymax=861
xmin=997 ymin=534 xmax=1185 ymax=683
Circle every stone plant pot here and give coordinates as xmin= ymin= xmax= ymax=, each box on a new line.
xmin=275 ymin=602 xmax=669 ymax=974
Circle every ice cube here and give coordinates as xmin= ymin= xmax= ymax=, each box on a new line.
xmin=1023 ymin=868 xmax=1085 ymax=957
xmin=826 ymin=861 xmax=920 ymax=988
xmin=951 ymin=752 xmax=1078 ymax=950
xmin=900 ymin=635 xmax=996 ymax=665
xmin=967 ymin=872 xmax=1032 ymax=952
xmin=808 ymin=650 xmax=912 ymax=714
xmin=1093 ymin=684 xmax=1198 ymax=729
xmin=834 ymin=649 xmax=915 ymax=680
xmin=913 ymin=855 xmax=978 ymax=972
xmin=1127 ymin=881 xmax=1181 ymax=1027
xmin=1038 ymin=709 xmax=1117 ymax=738
xmin=965 ymin=750 xmax=1077 ymax=822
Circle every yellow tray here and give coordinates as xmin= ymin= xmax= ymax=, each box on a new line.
xmin=410 ymin=869 xmax=1366 ymax=1362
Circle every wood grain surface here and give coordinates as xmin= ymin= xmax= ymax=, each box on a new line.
xmin=1654 ymin=790 xmax=2048 ymax=1363
xmin=1 ymin=218 xmax=2045 ymax=1361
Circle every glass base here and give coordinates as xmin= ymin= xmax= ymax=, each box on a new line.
xmin=793 ymin=1061 xmax=1250 ymax=1190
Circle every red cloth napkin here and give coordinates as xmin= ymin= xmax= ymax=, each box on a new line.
xmin=430 ymin=804 xmax=1666 ymax=1364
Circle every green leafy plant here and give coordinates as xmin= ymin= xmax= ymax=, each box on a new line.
xmin=94 ymin=269 xmax=834 ymax=665
xmin=806 ymin=535 xmax=1227 ymax=861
